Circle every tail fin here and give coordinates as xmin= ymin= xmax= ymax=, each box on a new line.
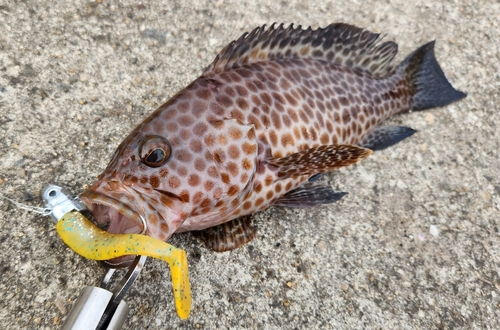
xmin=399 ymin=41 xmax=466 ymax=111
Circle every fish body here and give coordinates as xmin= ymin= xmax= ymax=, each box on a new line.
xmin=81 ymin=23 xmax=465 ymax=255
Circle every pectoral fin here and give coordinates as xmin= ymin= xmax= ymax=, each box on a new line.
xmin=194 ymin=215 xmax=255 ymax=252
xmin=266 ymin=144 xmax=372 ymax=180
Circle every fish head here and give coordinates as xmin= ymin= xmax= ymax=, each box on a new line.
xmin=80 ymin=128 xmax=190 ymax=245
xmin=80 ymin=95 xmax=259 ymax=262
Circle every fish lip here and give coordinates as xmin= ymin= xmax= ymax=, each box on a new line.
xmin=79 ymin=189 xmax=147 ymax=234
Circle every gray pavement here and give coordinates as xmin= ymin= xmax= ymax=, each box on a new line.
xmin=0 ymin=0 xmax=499 ymax=329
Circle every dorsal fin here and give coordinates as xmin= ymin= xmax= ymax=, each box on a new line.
xmin=204 ymin=23 xmax=398 ymax=77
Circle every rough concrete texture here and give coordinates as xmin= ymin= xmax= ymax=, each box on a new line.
xmin=0 ymin=0 xmax=499 ymax=329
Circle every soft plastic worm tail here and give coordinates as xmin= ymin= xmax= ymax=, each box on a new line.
xmin=56 ymin=211 xmax=191 ymax=320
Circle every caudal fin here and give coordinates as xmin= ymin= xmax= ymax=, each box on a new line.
xmin=400 ymin=41 xmax=466 ymax=111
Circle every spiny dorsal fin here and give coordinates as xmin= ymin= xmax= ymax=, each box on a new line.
xmin=266 ymin=144 xmax=372 ymax=180
xmin=194 ymin=215 xmax=255 ymax=252
xmin=205 ymin=23 xmax=398 ymax=77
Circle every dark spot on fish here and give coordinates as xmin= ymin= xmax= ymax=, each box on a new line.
xmin=150 ymin=175 xmax=160 ymax=188
xmin=235 ymin=85 xmax=248 ymax=97
xmin=227 ymin=162 xmax=239 ymax=176
xmin=192 ymin=191 xmax=204 ymax=204
xmin=204 ymin=134 xmax=215 ymax=147
xmin=177 ymin=102 xmax=190 ymax=112
xmin=168 ymin=176 xmax=180 ymax=188
xmin=236 ymin=68 xmax=253 ymax=78
xmin=243 ymin=201 xmax=252 ymax=210
xmin=310 ymin=129 xmax=318 ymax=140
xmin=221 ymin=172 xmax=230 ymax=184
xmin=228 ymin=145 xmax=240 ymax=159
xmin=301 ymin=126 xmax=309 ymax=139
xmin=194 ymin=158 xmax=206 ymax=171
xmin=180 ymin=191 xmax=190 ymax=203
xmin=267 ymin=81 xmax=279 ymax=91
xmin=192 ymin=100 xmax=208 ymax=117
xmin=193 ymin=123 xmax=207 ymax=136
xmin=210 ymin=102 xmax=225 ymax=116
xmin=214 ymin=150 xmax=225 ymax=163
xmin=190 ymin=139 xmax=203 ymax=153
xmin=334 ymin=86 xmax=345 ymax=95
xmin=216 ymin=95 xmax=233 ymax=107
xmin=282 ymin=114 xmax=291 ymax=127
xmin=167 ymin=122 xmax=178 ymax=132
xmin=284 ymin=92 xmax=298 ymax=106
xmin=242 ymin=141 xmax=256 ymax=155
xmin=269 ymin=130 xmax=278 ymax=147
xmin=262 ymin=114 xmax=271 ymax=128
xmin=256 ymin=72 xmax=267 ymax=83
xmin=299 ymin=110 xmax=309 ymax=124
xmin=178 ymin=167 xmax=188 ymax=177
xmin=246 ymin=114 xmax=261 ymax=130
xmin=176 ymin=149 xmax=192 ymax=162
xmin=180 ymin=129 xmax=191 ymax=140
xmin=255 ymin=80 xmax=267 ymax=90
xmin=188 ymin=174 xmax=200 ymax=186
xmin=204 ymin=180 xmax=214 ymax=192
xmin=195 ymin=89 xmax=211 ymax=101
xmin=281 ymin=133 xmax=294 ymax=147
xmin=266 ymin=190 xmax=274 ymax=200
xmin=179 ymin=116 xmax=194 ymax=126
xmin=340 ymin=96 xmax=349 ymax=106
xmin=228 ymin=185 xmax=239 ymax=196
xmin=231 ymin=109 xmax=245 ymax=121
xmin=229 ymin=72 xmax=242 ymax=83
xmin=271 ymin=111 xmax=281 ymax=130
xmin=246 ymin=80 xmax=258 ymax=93
xmin=219 ymin=73 xmax=232 ymax=83
xmin=251 ymin=94 xmax=261 ymax=107
xmin=303 ymin=103 xmax=314 ymax=119
xmin=290 ymin=70 xmax=301 ymax=82
xmin=342 ymin=109 xmax=351 ymax=124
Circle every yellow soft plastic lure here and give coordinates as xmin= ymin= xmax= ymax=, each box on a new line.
xmin=56 ymin=211 xmax=191 ymax=320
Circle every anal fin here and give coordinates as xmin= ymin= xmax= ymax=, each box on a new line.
xmin=308 ymin=173 xmax=322 ymax=182
xmin=273 ymin=183 xmax=347 ymax=208
xmin=194 ymin=215 xmax=255 ymax=252
xmin=360 ymin=126 xmax=416 ymax=151
xmin=266 ymin=144 xmax=372 ymax=180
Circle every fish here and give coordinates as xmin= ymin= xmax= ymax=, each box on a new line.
xmin=80 ymin=23 xmax=466 ymax=264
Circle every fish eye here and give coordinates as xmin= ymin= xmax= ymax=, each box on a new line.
xmin=139 ymin=135 xmax=171 ymax=167
xmin=145 ymin=148 xmax=167 ymax=165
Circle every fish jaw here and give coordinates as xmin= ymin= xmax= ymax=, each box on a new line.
xmin=79 ymin=179 xmax=186 ymax=268
xmin=79 ymin=189 xmax=145 ymax=235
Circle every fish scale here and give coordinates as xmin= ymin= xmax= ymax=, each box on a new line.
xmin=80 ymin=23 xmax=465 ymax=258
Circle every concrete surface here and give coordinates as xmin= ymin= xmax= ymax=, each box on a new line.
xmin=0 ymin=0 xmax=498 ymax=329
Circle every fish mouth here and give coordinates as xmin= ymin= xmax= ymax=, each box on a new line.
xmin=79 ymin=189 xmax=147 ymax=268
xmin=79 ymin=190 xmax=146 ymax=235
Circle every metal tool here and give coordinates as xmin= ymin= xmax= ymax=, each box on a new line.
xmin=42 ymin=184 xmax=147 ymax=330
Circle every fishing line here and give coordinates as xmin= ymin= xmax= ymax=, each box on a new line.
xmin=0 ymin=193 xmax=52 ymax=216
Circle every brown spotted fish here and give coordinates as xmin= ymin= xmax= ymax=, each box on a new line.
xmin=80 ymin=23 xmax=466 ymax=261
